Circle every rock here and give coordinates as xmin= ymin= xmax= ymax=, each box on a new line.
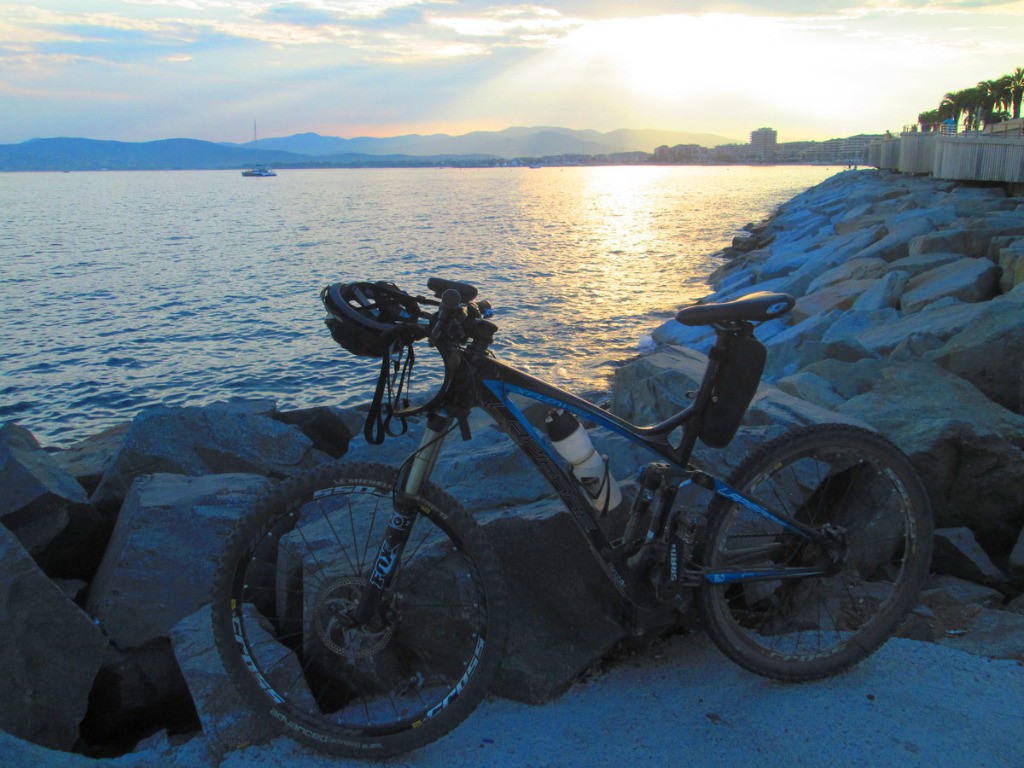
xmin=791 ymin=278 xmax=877 ymax=323
xmin=1008 ymin=528 xmax=1024 ymax=577
xmin=851 ymin=212 xmax=939 ymax=262
xmin=170 ymin=606 xmax=283 ymax=759
xmin=481 ymin=499 xmax=633 ymax=703
xmin=924 ymin=286 xmax=1024 ymax=413
xmin=885 ymin=251 xmax=967 ymax=279
xmin=268 ymin=405 xmax=361 ymax=459
xmin=997 ymin=239 xmax=1024 ymax=291
xmin=759 ymin=226 xmax=885 ymax=292
xmin=919 ymin=575 xmax=1006 ymax=608
xmin=932 ymin=607 xmax=1024 ymax=662
xmin=805 ymin=359 xmax=1024 ymax=553
xmin=851 ymin=270 xmax=909 ymax=311
xmin=820 ymin=299 xmax=989 ymax=361
xmin=899 ymin=257 xmax=1001 ymax=314
xmin=804 ymin=256 xmax=888 ymax=294
xmin=86 ymin=473 xmax=271 ymax=649
xmin=90 ymin=405 xmax=330 ymax=512
xmin=609 ymin=345 xmax=706 ymax=426
xmin=909 ymin=223 xmax=1024 ymax=261
xmin=932 ymin=528 xmax=1009 ymax=585
xmin=762 ymin=309 xmax=845 ymax=378
xmin=608 ymin=342 xmax=855 ymax=479
xmin=83 ymin=641 xmax=198 ymax=753
xmin=0 ymin=524 xmax=108 ymax=751
xmin=0 ymin=422 xmax=106 ymax=578
xmin=52 ymin=421 xmax=130 ymax=495
xmin=774 ymin=370 xmax=848 ymax=409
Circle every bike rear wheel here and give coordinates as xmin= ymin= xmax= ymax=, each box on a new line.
xmin=211 ymin=461 xmax=507 ymax=758
xmin=698 ymin=424 xmax=932 ymax=681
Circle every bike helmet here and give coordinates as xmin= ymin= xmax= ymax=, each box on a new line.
xmin=321 ymin=281 xmax=426 ymax=357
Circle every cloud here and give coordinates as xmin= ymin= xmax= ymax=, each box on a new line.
xmin=1 ymin=0 xmax=1023 ymax=143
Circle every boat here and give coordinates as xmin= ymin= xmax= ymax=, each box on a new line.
xmin=241 ymin=122 xmax=277 ymax=177
xmin=241 ymin=165 xmax=276 ymax=177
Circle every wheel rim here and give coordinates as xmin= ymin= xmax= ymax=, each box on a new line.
xmin=229 ymin=482 xmax=490 ymax=736
xmin=706 ymin=444 xmax=920 ymax=664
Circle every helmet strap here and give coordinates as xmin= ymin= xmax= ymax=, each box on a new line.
xmin=364 ymin=341 xmax=415 ymax=445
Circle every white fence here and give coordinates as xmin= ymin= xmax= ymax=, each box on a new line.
xmin=866 ymin=130 xmax=1024 ymax=184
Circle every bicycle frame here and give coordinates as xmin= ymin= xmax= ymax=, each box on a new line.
xmin=392 ymin=345 xmax=833 ymax=608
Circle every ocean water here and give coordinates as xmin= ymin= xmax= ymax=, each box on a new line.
xmin=0 ymin=165 xmax=838 ymax=447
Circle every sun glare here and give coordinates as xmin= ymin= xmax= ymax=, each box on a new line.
xmin=473 ymin=12 xmax=916 ymax=136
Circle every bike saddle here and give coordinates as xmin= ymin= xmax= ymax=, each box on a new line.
xmin=675 ymin=291 xmax=795 ymax=327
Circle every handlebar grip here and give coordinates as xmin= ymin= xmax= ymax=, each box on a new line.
xmin=440 ymin=288 xmax=462 ymax=310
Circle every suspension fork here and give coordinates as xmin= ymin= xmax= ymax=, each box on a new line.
xmin=352 ymin=413 xmax=452 ymax=625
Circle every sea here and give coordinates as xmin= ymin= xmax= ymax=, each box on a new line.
xmin=0 ymin=165 xmax=839 ymax=448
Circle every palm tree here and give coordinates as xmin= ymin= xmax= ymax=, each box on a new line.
xmin=977 ymin=79 xmax=1010 ymax=126
xmin=960 ymin=85 xmax=988 ymax=131
xmin=918 ymin=109 xmax=941 ymax=132
xmin=940 ymin=90 xmax=968 ymax=130
xmin=1009 ymin=67 xmax=1024 ymax=119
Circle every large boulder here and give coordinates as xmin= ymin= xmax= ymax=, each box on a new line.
xmin=851 ymin=210 xmax=943 ymax=262
xmin=804 ymin=256 xmax=888 ymax=293
xmin=790 ymin=278 xmax=877 ymax=323
xmin=899 ymin=256 xmax=1001 ymax=314
xmin=0 ymin=525 xmax=108 ymax=751
xmin=52 ymin=421 xmax=130 ymax=495
xmin=818 ymin=299 xmax=990 ymax=362
xmin=908 ymin=222 xmax=1024 ymax=261
xmin=481 ymin=499 xmax=634 ymax=703
xmin=0 ymin=422 xmax=106 ymax=578
xmin=90 ymin=405 xmax=330 ymax=512
xmin=924 ymin=285 xmax=1024 ymax=413
xmin=86 ymin=472 xmax=271 ymax=649
xmin=996 ymin=239 xmax=1024 ymax=291
xmin=170 ymin=606 xmax=283 ymax=759
xmin=797 ymin=359 xmax=1024 ymax=554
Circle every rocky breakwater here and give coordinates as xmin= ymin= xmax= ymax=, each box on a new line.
xmin=2 ymin=168 xmax=1024 ymax=765
xmin=618 ymin=167 xmax=1024 ymax=657
xmin=0 ymin=393 xmax=688 ymax=764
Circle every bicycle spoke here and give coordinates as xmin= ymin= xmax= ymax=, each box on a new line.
xmin=699 ymin=425 xmax=931 ymax=680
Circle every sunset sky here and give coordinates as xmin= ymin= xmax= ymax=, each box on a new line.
xmin=2 ymin=1 xmax=1022 ymax=146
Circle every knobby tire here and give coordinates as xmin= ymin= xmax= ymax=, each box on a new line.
xmin=210 ymin=461 xmax=508 ymax=758
xmin=698 ymin=424 xmax=933 ymax=681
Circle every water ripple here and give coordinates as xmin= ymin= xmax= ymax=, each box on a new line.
xmin=1 ymin=166 xmax=837 ymax=446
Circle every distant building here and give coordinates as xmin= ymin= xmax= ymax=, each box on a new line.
xmin=654 ymin=144 xmax=707 ymax=163
xmin=750 ymin=127 xmax=778 ymax=161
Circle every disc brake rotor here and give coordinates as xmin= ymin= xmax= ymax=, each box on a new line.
xmin=314 ymin=576 xmax=394 ymax=658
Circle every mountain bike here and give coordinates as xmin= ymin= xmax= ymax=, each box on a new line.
xmin=211 ymin=278 xmax=933 ymax=758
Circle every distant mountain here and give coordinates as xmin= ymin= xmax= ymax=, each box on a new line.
xmin=0 ymin=126 xmax=741 ymax=172
xmin=246 ymin=126 xmax=738 ymax=159
xmin=0 ymin=137 xmax=307 ymax=172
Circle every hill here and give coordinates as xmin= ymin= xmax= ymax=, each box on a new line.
xmin=0 ymin=126 xmax=740 ymax=171
xmin=246 ymin=126 xmax=738 ymax=158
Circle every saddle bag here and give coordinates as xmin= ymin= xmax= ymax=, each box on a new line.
xmin=700 ymin=334 xmax=766 ymax=448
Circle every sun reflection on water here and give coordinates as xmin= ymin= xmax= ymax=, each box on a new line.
xmin=1 ymin=165 xmax=837 ymax=444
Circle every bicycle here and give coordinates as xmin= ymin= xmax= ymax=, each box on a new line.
xmin=211 ymin=278 xmax=933 ymax=758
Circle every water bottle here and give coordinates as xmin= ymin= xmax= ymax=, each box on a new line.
xmin=545 ymin=409 xmax=622 ymax=513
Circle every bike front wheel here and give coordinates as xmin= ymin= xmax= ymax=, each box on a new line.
xmin=211 ymin=461 xmax=507 ymax=758
xmin=698 ymin=424 xmax=932 ymax=681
